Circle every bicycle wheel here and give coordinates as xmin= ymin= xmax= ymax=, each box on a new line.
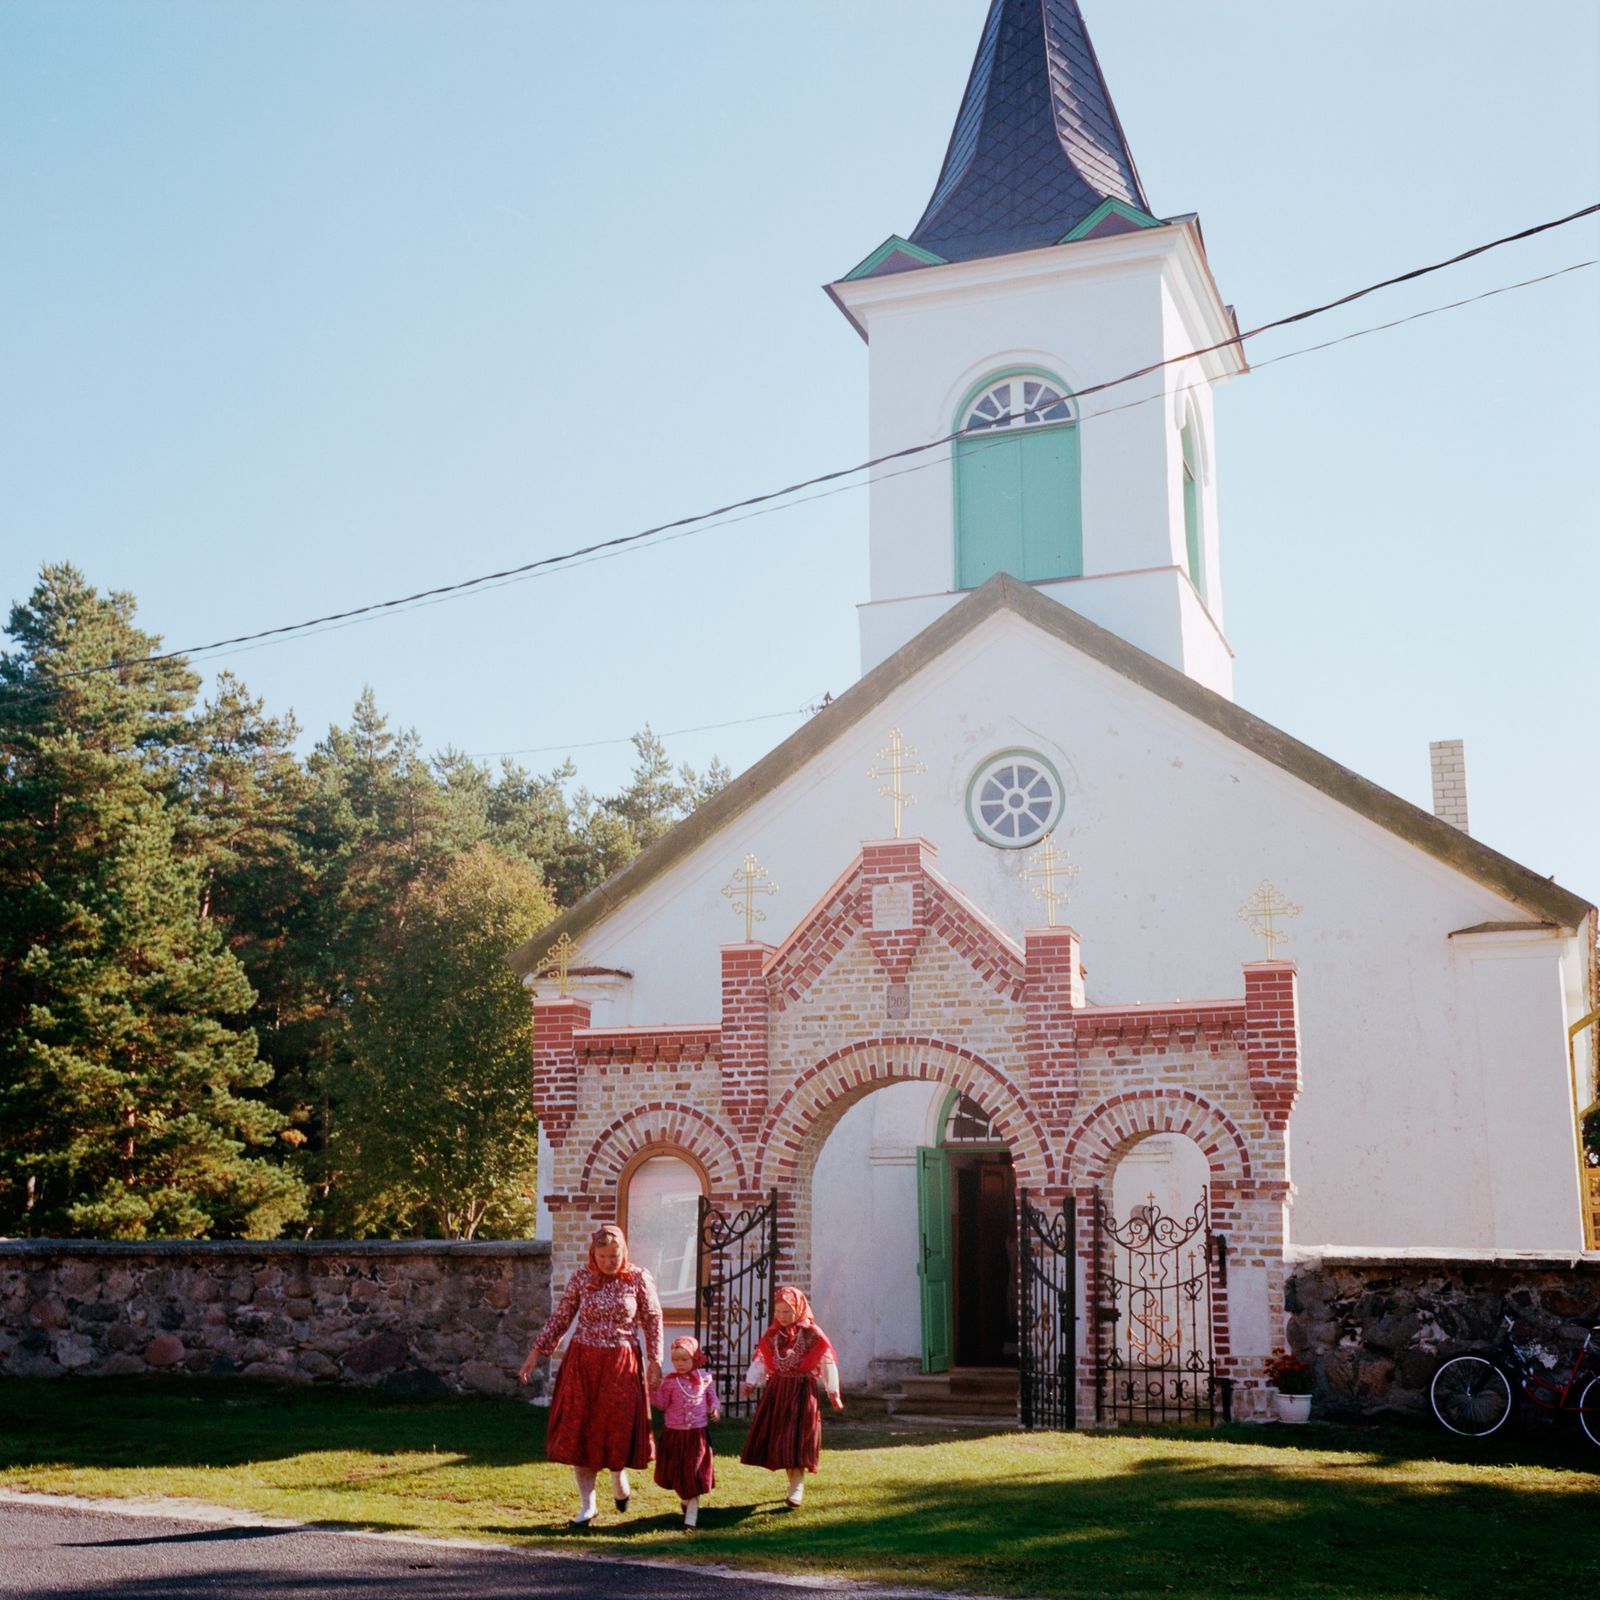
xmin=1578 ymin=1373 xmax=1600 ymax=1449
xmin=1429 ymin=1354 xmax=1513 ymax=1437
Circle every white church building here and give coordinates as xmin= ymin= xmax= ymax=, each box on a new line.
xmin=514 ymin=0 xmax=1596 ymax=1425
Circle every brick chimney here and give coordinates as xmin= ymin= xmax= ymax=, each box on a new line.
xmin=1428 ymin=739 xmax=1469 ymax=833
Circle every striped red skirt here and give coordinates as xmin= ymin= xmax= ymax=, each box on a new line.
xmin=653 ymin=1425 xmax=715 ymax=1500
xmin=739 ymin=1372 xmax=821 ymax=1473
xmin=545 ymin=1341 xmax=654 ymax=1471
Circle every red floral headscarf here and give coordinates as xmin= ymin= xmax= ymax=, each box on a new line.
xmin=773 ymin=1285 xmax=812 ymax=1325
xmin=587 ymin=1223 xmax=630 ymax=1275
xmin=670 ymin=1334 xmax=708 ymax=1369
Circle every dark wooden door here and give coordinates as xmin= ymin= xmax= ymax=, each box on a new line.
xmin=953 ymin=1152 xmax=1017 ymax=1366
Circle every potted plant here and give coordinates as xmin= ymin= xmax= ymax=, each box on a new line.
xmin=1264 ymin=1352 xmax=1314 ymax=1423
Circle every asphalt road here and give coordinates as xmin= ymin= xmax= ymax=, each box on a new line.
xmin=0 ymin=1495 xmax=900 ymax=1599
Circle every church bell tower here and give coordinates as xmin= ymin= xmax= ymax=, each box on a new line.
xmin=827 ymin=0 xmax=1246 ymax=698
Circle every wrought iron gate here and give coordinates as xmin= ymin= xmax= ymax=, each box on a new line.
xmin=694 ymin=1190 xmax=778 ymax=1420
xmin=1019 ymin=1190 xmax=1076 ymax=1429
xmin=1094 ymin=1187 xmax=1229 ymax=1424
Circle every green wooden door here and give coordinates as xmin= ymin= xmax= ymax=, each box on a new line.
xmin=955 ymin=425 xmax=1081 ymax=589
xmin=917 ymin=1146 xmax=953 ymax=1373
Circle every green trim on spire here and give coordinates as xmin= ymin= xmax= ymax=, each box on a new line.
xmin=1058 ymin=197 xmax=1162 ymax=243
xmin=842 ymin=235 xmax=948 ymax=282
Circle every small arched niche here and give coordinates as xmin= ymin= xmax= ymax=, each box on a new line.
xmin=619 ymin=1147 xmax=706 ymax=1323
xmin=1109 ymin=1130 xmax=1211 ymax=1231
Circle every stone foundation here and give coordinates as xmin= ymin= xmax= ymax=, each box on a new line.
xmin=0 ymin=1239 xmax=551 ymax=1397
xmin=1285 ymin=1249 xmax=1600 ymax=1420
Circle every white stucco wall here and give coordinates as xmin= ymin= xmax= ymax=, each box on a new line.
xmin=810 ymin=1081 xmax=939 ymax=1388
xmin=561 ymin=605 xmax=1587 ymax=1253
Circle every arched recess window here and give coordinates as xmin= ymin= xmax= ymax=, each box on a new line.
xmin=937 ymin=1087 xmax=1007 ymax=1148
xmin=1180 ymin=410 xmax=1205 ymax=601
xmin=954 ymin=372 xmax=1082 ymax=590
xmin=619 ymin=1150 xmax=705 ymax=1317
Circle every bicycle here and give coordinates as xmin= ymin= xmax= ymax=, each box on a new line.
xmin=1428 ymin=1313 xmax=1600 ymax=1447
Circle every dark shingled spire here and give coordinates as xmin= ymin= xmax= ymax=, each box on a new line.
xmin=910 ymin=0 xmax=1148 ymax=263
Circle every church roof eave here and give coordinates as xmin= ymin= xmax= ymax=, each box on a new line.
xmin=827 ymin=220 xmax=1246 ymax=381
xmin=505 ymin=576 xmax=1592 ymax=978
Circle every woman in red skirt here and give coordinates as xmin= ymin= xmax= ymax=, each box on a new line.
xmin=650 ymin=1334 xmax=722 ymax=1531
xmin=739 ymin=1285 xmax=843 ymax=1508
xmin=519 ymin=1223 xmax=662 ymax=1529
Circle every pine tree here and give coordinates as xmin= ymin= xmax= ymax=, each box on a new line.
xmin=180 ymin=672 xmax=324 ymax=1161
xmin=0 ymin=566 xmax=306 ymax=1237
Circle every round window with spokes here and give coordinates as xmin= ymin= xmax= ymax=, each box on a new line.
xmin=965 ymin=749 xmax=1064 ymax=848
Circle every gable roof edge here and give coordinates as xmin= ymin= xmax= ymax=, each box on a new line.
xmin=507 ymin=576 xmax=1591 ymax=977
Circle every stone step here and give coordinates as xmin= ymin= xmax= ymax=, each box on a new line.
xmin=884 ymin=1366 xmax=1019 ymax=1421
xmin=894 ymin=1368 xmax=1018 ymax=1400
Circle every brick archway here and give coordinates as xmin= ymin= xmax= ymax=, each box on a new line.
xmin=1061 ymin=1088 xmax=1253 ymax=1189
xmin=579 ymin=1101 xmax=749 ymax=1199
xmin=756 ymin=1035 xmax=1051 ymax=1195
xmin=754 ymin=1035 xmax=1049 ymax=1290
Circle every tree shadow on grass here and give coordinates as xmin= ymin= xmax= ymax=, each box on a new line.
xmin=3 ymin=1378 xmax=1597 ymax=1481
xmin=6 ymin=1379 xmax=1600 ymax=1598
xmin=674 ymin=1449 xmax=1599 ymax=1600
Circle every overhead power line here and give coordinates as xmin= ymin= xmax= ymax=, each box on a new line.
xmin=6 ymin=201 xmax=1597 ymax=696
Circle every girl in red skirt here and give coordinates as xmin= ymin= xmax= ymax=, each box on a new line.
xmin=650 ymin=1334 xmax=722 ymax=1531
xmin=519 ymin=1223 xmax=663 ymax=1529
xmin=740 ymin=1285 xmax=843 ymax=1508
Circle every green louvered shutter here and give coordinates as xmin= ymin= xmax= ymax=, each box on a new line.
xmin=956 ymin=424 xmax=1080 ymax=588
xmin=1181 ymin=419 xmax=1204 ymax=600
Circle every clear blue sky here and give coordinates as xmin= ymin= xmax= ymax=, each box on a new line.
xmin=3 ymin=2 xmax=1598 ymax=896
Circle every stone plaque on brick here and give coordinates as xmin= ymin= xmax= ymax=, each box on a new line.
xmin=872 ymin=882 xmax=913 ymax=931
xmin=886 ymin=982 xmax=911 ymax=1019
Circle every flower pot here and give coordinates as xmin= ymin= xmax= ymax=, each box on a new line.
xmin=1274 ymin=1391 xmax=1313 ymax=1424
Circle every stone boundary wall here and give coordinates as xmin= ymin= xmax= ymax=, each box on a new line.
xmin=1286 ymin=1249 xmax=1600 ymax=1421
xmin=0 ymin=1239 xmax=552 ymax=1398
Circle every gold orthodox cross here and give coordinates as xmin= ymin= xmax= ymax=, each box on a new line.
xmin=1018 ymin=832 xmax=1078 ymax=926
xmin=722 ymin=852 xmax=779 ymax=942
xmin=534 ymin=931 xmax=585 ymax=997
xmin=1237 ymin=880 xmax=1301 ymax=958
xmin=867 ymin=728 xmax=927 ymax=839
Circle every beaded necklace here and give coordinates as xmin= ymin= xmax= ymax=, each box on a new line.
xmin=769 ymin=1325 xmax=815 ymax=1374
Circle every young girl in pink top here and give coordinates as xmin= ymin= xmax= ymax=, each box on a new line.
xmin=650 ymin=1334 xmax=722 ymax=1531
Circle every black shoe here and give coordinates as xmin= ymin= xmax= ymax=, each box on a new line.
xmin=568 ymin=1516 xmax=595 ymax=1532
xmin=614 ymin=1495 xmax=630 ymax=1513
xmin=784 ymin=1496 xmax=803 ymax=1511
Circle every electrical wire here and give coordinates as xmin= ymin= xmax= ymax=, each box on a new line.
xmin=447 ymin=259 xmax=1597 ymax=767
xmin=4 ymin=202 xmax=1597 ymax=699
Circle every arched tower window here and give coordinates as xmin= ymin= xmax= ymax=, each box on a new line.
xmin=954 ymin=371 xmax=1082 ymax=590
xmin=1180 ymin=410 xmax=1204 ymax=601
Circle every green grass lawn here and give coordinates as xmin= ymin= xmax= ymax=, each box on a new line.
xmin=1 ymin=1380 xmax=1596 ymax=1600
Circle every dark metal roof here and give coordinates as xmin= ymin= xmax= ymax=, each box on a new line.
xmin=910 ymin=0 xmax=1148 ymax=264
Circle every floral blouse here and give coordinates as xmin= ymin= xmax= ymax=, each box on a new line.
xmin=529 ymin=1264 xmax=663 ymax=1364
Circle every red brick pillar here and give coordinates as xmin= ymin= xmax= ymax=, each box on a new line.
xmin=532 ymin=997 xmax=589 ymax=1145
xmin=1025 ymin=925 xmax=1083 ymax=1130
xmin=859 ymin=837 xmax=934 ymax=981
xmin=720 ymin=943 xmax=773 ymax=1147
xmin=1243 ymin=961 xmax=1300 ymax=1131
